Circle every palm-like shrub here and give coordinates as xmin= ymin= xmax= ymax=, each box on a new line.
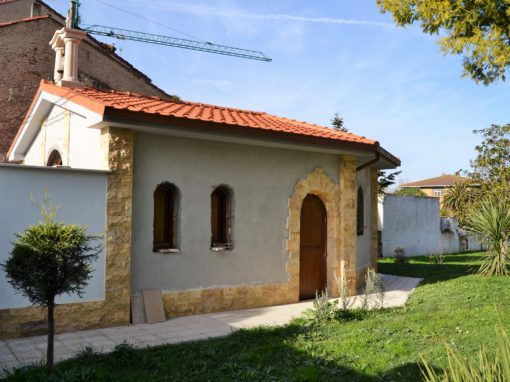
xmin=464 ymin=197 xmax=510 ymax=276
xmin=421 ymin=326 xmax=510 ymax=381
xmin=442 ymin=181 xmax=482 ymax=225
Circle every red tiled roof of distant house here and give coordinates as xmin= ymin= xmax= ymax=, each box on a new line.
xmin=401 ymin=174 xmax=468 ymax=188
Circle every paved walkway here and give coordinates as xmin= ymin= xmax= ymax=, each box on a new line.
xmin=0 ymin=274 xmax=421 ymax=371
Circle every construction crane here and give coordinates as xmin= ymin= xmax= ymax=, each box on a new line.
xmin=70 ymin=0 xmax=272 ymax=62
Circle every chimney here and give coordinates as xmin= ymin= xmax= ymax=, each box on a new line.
xmin=48 ymin=2 xmax=86 ymax=87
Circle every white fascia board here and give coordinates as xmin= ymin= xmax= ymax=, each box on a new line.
xmin=91 ymin=120 xmax=376 ymax=161
xmin=8 ymin=91 xmax=103 ymax=161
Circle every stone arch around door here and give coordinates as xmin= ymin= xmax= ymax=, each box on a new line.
xmin=287 ymin=168 xmax=339 ymax=300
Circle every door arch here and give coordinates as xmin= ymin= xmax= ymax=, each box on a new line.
xmin=299 ymin=194 xmax=327 ymax=300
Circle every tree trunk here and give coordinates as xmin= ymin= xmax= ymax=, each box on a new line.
xmin=47 ymin=302 xmax=55 ymax=372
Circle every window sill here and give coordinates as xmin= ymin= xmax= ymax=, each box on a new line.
xmin=154 ymin=248 xmax=181 ymax=254
xmin=210 ymin=245 xmax=232 ymax=252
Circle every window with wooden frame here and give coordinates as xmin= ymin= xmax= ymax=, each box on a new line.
xmin=46 ymin=149 xmax=63 ymax=167
xmin=357 ymin=187 xmax=364 ymax=236
xmin=153 ymin=183 xmax=179 ymax=252
xmin=211 ymin=185 xmax=233 ymax=251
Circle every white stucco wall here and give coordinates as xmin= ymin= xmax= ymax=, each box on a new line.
xmin=69 ymin=113 xmax=102 ymax=169
xmin=0 ymin=164 xmax=107 ymax=309
xmin=356 ymin=168 xmax=372 ymax=270
xmin=379 ymin=194 xmax=483 ymax=257
xmin=22 ymin=106 xmax=102 ymax=169
xmin=131 ymin=132 xmax=347 ymax=294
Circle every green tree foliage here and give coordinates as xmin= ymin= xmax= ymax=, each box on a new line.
xmin=464 ymin=196 xmax=510 ymax=276
xmin=331 ymin=112 xmax=348 ymax=132
xmin=467 ymin=124 xmax=510 ymax=196
xmin=378 ymin=170 xmax=402 ymax=194
xmin=443 ymin=124 xmax=509 ymax=225
xmin=394 ymin=187 xmax=427 ymax=197
xmin=1 ymin=198 xmax=100 ymax=371
xmin=442 ymin=180 xmax=483 ymax=225
xmin=377 ymin=0 xmax=510 ymax=85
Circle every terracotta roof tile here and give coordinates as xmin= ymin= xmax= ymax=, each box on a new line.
xmin=39 ymin=81 xmax=378 ymax=146
xmin=401 ymin=174 xmax=468 ymax=188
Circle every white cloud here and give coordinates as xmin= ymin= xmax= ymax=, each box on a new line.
xmin=126 ymin=1 xmax=393 ymax=28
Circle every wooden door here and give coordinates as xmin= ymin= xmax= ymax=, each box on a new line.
xmin=299 ymin=194 xmax=327 ymax=300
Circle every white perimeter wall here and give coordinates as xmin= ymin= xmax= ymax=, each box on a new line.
xmin=0 ymin=164 xmax=108 ymax=308
xmin=379 ymin=194 xmax=482 ymax=257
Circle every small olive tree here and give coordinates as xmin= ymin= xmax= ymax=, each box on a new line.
xmin=1 ymin=199 xmax=100 ymax=371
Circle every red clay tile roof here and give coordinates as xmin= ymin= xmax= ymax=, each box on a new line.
xmin=401 ymin=174 xmax=467 ymax=188
xmin=0 ymin=15 xmax=49 ymax=27
xmin=38 ymin=81 xmax=378 ymax=146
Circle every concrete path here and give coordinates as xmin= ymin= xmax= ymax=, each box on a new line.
xmin=0 ymin=274 xmax=421 ymax=372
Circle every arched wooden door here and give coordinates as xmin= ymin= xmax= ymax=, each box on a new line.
xmin=299 ymin=194 xmax=327 ymax=300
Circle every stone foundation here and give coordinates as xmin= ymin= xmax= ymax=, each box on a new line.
xmin=162 ymin=283 xmax=294 ymax=318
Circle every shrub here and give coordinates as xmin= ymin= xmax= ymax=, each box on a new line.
xmin=363 ymin=268 xmax=386 ymax=309
xmin=421 ymin=326 xmax=510 ymax=381
xmin=1 ymin=198 xmax=101 ymax=372
xmin=394 ymin=246 xmax=409 ymax=263
xmin=464 ymin=196 xmax=510 ymax=276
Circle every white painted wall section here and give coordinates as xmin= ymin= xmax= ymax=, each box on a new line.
xmin=0 ymin=165 xmax=108 ymax=309
xmin=69 ymin=113 xmax=102 ymax=169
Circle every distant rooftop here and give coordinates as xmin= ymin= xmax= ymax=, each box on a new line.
xmin=401 ymin=174 xmax=467 ymax=188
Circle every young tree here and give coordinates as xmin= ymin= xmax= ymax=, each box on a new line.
xmin=1 ymin=199 xmax=100 ymax=372
xmin=377 ymin=0 xmax=510 ymax=85
xmin=378 ymin=170 xmax=402 ymax=195
xmin=331 ymin=112 xmax=348 ymax=132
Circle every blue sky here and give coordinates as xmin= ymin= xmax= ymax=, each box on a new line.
xmin=51 ymin=0 xmax=510 ymax=184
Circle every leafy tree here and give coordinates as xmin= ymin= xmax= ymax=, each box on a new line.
xmin=1 ymin=198 xmax=100 ymax=372
xmin=464 ymin=196 xmax=510 ymax=276
xmin=378 ymin=170 xmax=402 ymax=195
xmin=466 ymin=124 xmax=510 ymax=196
xmin=377 ymin=0 xmax=510 ymax=85
xmin=331 ymin=112 xmax=348 ymax=132
xmin=393 ymin=187 xmax=427 ymax=197
xmin=442 ymin=180 xmax=483 ymax=225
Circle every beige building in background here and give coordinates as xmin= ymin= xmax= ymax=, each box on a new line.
xmin=400 ymin=174 xmax=467 ymax=206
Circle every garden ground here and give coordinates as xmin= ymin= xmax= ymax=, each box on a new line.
xmin=3 ymin=251 xmax=507 ymax=381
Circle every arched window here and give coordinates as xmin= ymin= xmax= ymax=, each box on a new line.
xmin=153 ymin=183 xmax=179 ymax=252
xmin=357 ymin=187 xmax=364 ymax=236
xmin=46 ymin=149 xmax=62 ymax=167
xmin=211 ymin=185 xmax=233 ymax=250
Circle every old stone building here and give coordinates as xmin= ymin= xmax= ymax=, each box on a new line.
xmin=0 ymin=0 xmax=171 ymax=160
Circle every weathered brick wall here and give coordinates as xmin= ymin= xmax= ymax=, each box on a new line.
xmin=0 ymin=16 xmax=171 ymax=161
xmin=0 ymin=0 xmax=55 ymax=23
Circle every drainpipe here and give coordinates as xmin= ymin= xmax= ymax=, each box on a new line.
xmin=356 ymin=149 xmax=380 ymax=172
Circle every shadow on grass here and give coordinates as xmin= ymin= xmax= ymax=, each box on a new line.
xmin=2 ymin=323 xmax=439 ymax=382
xmin=378 ymin=258 xmax=479 ymax=285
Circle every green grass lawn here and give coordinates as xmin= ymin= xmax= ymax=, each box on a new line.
xmin=4 ymin=251 xmax=510 ymax=382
